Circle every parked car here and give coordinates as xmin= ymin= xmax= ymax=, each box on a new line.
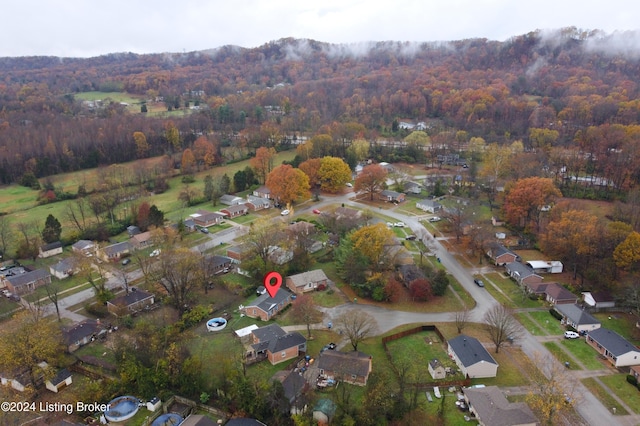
xmin=280 ymin=209 xmax=290 ymax=216
xmin=429 ymin=216 xmax=441 ymax=222
xmin=313 ymin=209 xmax=321 ymax=214
xmin=9 ymin=294 xmax=20 ymax=302
xmin=394 ymin=222 xmax=406 ymax=228
xmin=200 ymin=227 xmax=209 ymax=234
xmin=121 ymin=258 xmax=131 ymax=265
xmin=564 ymin=331 xmax=579 ymax=339
xmin=474 ymin=278 xmax=484 ymax=287
xmin=405 ymin=235 xmax=417 ymax=241
xmin=345 ymin=182 xmax=353 ymax=187
xmin=150 ymin=249 xmax=161 ymax=257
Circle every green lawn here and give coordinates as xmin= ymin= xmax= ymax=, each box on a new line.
xmin=481 ymin=272 xmax=543 ymax=309
xmin=528 ymin=311 xmax=564 ymax=335
xmin=516 ymin=313 xmax=546 ymax=336
xmin=582 ymin=378 xmax=629 ymax=415
xmin=560 ymin=338 xmax=605 ymax=370
xmin=543 ymin=342 xmax=581 ymax=370
xmin=593 ymin=313 xmax=640 ymax=346
xmin=598 ymin=374 xmax=640 ymax=414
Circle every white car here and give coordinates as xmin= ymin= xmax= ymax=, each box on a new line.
xmin=149 ymin=249 xmax=161 ymax=257
xmin=394 ymin=222 xmax=406 ymax=228
xmin=429 ymin=216 xmax=441 ymax=222
xmin=564 ymin=331 xmax=579 ymax=339
xmin=280 ymin=209 xmax=290 ymax=216
xmin=345 ymin=182 xmax=353 ymax=187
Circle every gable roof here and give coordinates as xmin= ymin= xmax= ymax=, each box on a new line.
xmin=131 ymin=231 xmax=151 ymax=244
xmin=247 ymin=195 xmax=271 ymax=206
xmin=288 ymin=269 xmax=328 ymax=287
xmin=464 ymin=386 xmax=538 ymax=426
xmin=50 ymin=257 xmax=77 ymax=274
xmin=48 ymin=368 xmax=72 ymax=386
xmin=62 ymin=319 xmax=101 ymax=345
xmin=221 ymin=204 xmax=249 ymax=214
xmin=448 ymin=334 xmax=498 ymax=368
xmin=108 ymin=289 xmax=153 ymax=307
xmin=204 ymin=254 xmax=233 ymax=269
xmin=251 ymin=324 xmax=306 ymax=353
xmin=554 ymin=304 xmax=600 ymax=326
xmin=487 ymin=242 xmax=517 ymax=258
xmin=102 ymin=241 xmax=131 ymax=256
xmin=40 ymin=241 xmax=63 ymax=252
xmin=191 ymin=210 xmax=225 ymax=222
xmin=317 ymin=351 xmax=372 ymax=377
xmin=6 ymin=268 xmax=50 ymax=288
xmin=219 ymin=194 xmax=245 ymax=205
xmin=72 ymin=240 xmax=94 ymax=251
xmin=245 ymin=288 xmax=292 ymax=313
xmin=544 ymin=283 xmax=575 ymax=301
xmin=380 ymin=189 xmax=402 ymax=198
xmin=416 ymin=199 xmax=442 ymax=208
xmin=505 ymin=262 xmax=539 ymax=279
xmin=587 ymin=327 xmax=640 ymax=356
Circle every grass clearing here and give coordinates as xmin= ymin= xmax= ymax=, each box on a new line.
xmin=560 ymin=338 xmax=605 ymax=370
xmin=582 ymin=377 xmax=628 ymax=415
xmin=593 ymin=312 xmax=640 ymax=345
xmin=516 ymin=313 xmax=546 ymax=336
xmin=598 ymin=374 xmax=640 ymax=414
xmin=528 ymin=310 xmax=564 ymax=335
xmin=544 ymin=341 xmax=581 ymax=370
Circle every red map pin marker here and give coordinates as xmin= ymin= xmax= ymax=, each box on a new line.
xmin=264 ymin=271 xmax=282 ymax=298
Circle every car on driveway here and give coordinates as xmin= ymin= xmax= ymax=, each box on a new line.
xmin=394 ymin=222 xmax=406 ymax=228
xmin=280 ymin=209 xmax=290 ymax=216
xmin=405 ymin=235 xmax=417 ymax=241
xmin=121 ymin=258 xmax=131 ymax=265
xmin=564 ymin=331 xmax=579 ymax=339
xmin=429 ymin=216 xmax=441 ymax=222
xmin=200 ymin=227 xmax=209 ymax=234
xmin=474 ymin=278 xmax=484 ymax=287
xmin=313 ymin=209 xmax=321 ymax=214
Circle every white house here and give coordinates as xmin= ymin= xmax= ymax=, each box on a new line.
xmin=586 ymin=328 xmax=640 ymax=368
xmin=447 ymin=335 xmax=498 ymax=378
xmin=554 ymin=304 xmax=601 ymax=333
xmin=416 ymin=199 xmax=443 ymax=213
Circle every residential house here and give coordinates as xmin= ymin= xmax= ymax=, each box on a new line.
xmin=582 ymin=291 xmax=616 ymax=310
xmin=46 ymin=368 xmax=72 ymax=393
xmin=71 ymin=239 xmax=95 ymax=256
xmin=273 ymin=370 xmax=308 ymax=412
xmin=286 ymin=269 xmax=330 ymax=294
xmin=267 ymin=245 xmax=293 ymax=265
xmin=0 ymin=367 xmax=35 ymax=392
xmin=126 ymin=225 xmax=141 ymax=237
xmin=183 ymin=218 xmax=197 ymax=232
xmin=379 ymin=190 xmax=405 ymax=203
xmin=131 ymin=231 xmax=152 ymax=249
xmin=447 ymin=335 xmax=498 ymax=378
xmin=227 ymin=243 xmax=253 ymax=262
xmin=4 ymin=268 xmax=51 ymax=295
xmin=253 ymin=186 xmax=272 ymax=199
xmin=39 ymin=241 xmax=63 ymax=258
xmin=428 ymin=359 xmax=446 ymax=380
xmin=107 ymin=289 xmax=155 ymax=316
xmin=505 ymin=262 xmax=543 ymax=287
xmin=219 ymin=194 xmax=245 ymax=206
xmin=403 ymin=181 xmax=422 ymax=194
xmin=220 ymin=204 xmax=249 ymax=218
xmin=100 ymin=241 xmax=131 ymax=262
xmin=553 ymin=304 xmax=601 ymax=333
xmin=190 ymin=210 xmax=225 ymax=227
xmin=62 ymin=319 xmax=104 ymax=352
xmin=204 ymin=254 xmax=233 ymax=274
xmin=287 ymin=221 xmax=316 ymax=237
xmin=486 ymin=243 xmax=520 ymax=266
xmin=416 ymin=199 xmax=443 ymax=213
xmin=246 ymin=195 xmax=271 ymax=211
xmin=463 ymin=386 xmax=539 ymax=426
xmin=586 ymin=327 xmax=640 ymax=367
xmin=49 ymin=257 xmax=78 ymax=280
xmin=397 ymin=264 xmax=426 ymax=288
xmin=525 ymin=260 xmax=564 ymax=274
xmin=317 ymin=351 xmax=373 ymax=386
xmin=543 ymin=283 xmax=576 ymax=305
xmin=249 ymin=323 xmax=307 ymax=365
xmin=241 ymin=288 xmax=293 ymax=321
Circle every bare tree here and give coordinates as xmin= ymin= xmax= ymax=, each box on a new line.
xmin=154 ymin=247 xmax=203 ymax=314
xmin=65 ymin=198 xmax=90 ymax=233
xmin=43 ymin=279 xmax=62 ymax=322
xmin=526 ymin=352 xmax=581 ymax=425
xmin=335 ymin=310 xmax=378 ymax=351
xmin=482 ymin=304 xmax=522 ymax=353
xmin=290 ymin=295 xmax=323 ymax=338
xmin=453 ymin=306 xmax=471 ymax=334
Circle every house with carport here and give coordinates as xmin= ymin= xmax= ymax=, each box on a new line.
xmin=463 ymin=385 xmax=538 ymax=426
xmin=447 ymin=335 xmax=498 ymax=378
xmin=505 ymin=262 xmax=543 ymax=287
xmin=586 ymin=327 xmax=640 ymax=367
xmin=249 ymin=323 xmax=306 ymax=365
xmin=286 ymin=269 xmax=330 ymax=294
xmin=525 ymin=260 xmax=563 ymax=274
xmin=553 ymin=304 xmax=601 ymax=333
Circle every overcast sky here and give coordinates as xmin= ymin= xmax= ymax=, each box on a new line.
xmin=4 ymin=0 xmax=639 ymax=58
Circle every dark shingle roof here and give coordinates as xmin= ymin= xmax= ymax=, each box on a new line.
xmin=588 ymin=328 xmax=640 ymax=356
xmin=251 ymin=324 xmax=306 ymax=354
xmin=103 ymin=241 xmax=130 ymax=256
xmin=62 ymin=319 xmax=101 ymax=345
xmin=448 ymin=334 xmax=498 ymax=368
xmin=41 ymin=241 xmax=62 ymax=251
xmin=464 ymin=386 xmax=538 ymax=426
xmin=317 ymin=351 xmax=372 ymax=377
xmin=246 ymin=288 xmax=292 ymax=313
xmin=108 ymin=289 xmax=153 ymax=307
xmin=6 ymin=268 xmax=50 ymax=288
xmin=554 ymin=304 xmax=600 ymax=326
xmin=49 ymin=368 xmax=72 ymax=386
xmin=505 ymin=262 xmax=536 ymax=278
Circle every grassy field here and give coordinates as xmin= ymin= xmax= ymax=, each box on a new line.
xmin=593 ymin=312 xmax=640 ymax=345
xmin=481 ymin=272 xmax=542 ymax=309
xmin=516 ymin=313 xmax=546 ymax=336
xmin=598 ymin=374 xmax=640 ymax=414
xmin=582 ymin=377 xmax=628 ymax=415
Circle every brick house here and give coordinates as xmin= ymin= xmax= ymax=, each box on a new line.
xmin=486 ymin=242 xmax=520 ymax=266
xmin=190 ymin=210 xmax=225 ymax=227
xmin=4 ymin=268 xmax=51 ymax=295
xmin=241 ymin=288 xmax=293 ymax=321
xmin=379 ymin=190 xmax=405 ymax=203
xmin=100 ymin=241 xmax=131 ymax=262
xmin=286 ymin=269 xmax=329 ymax=294
xmin=586 ymin=327 xmax=640 ymax=367
xmin=246 ymin=195 xmax=271 ymax=211
xmin=220 ymin=204 xmax=249 ymax=218
xmin=107 ymin=289 xmax=155 ymax=317
xmin=249 ymin=324 xmax=306 ymax=365
xmin=505 ymin=262 xmax=544 ymax=287
xmin=253 ymin=186 xmax=272 ymax=199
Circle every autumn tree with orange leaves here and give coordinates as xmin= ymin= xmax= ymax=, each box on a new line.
xmin=502 ymin=177 xmax=562 ymax=233
xmin=355 ymin=164 xmax=388 ymax=200
xmin=250 ymin=146 xmax=277 ymax=184
xmin=266 ymin=164 xmax=310 ymax=206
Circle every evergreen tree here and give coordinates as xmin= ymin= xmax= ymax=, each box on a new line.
xmin=42 ymin=214 xmax=62 ymax=243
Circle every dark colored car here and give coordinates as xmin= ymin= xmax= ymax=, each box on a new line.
xmin=405 ymin=235 xmax=417 ymax=241
xmin=200 ymin=227 xmax=209 ymax=234
xmin=474 ymin=278 xmax=484 ymax=287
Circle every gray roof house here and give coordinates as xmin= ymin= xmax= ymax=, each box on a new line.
xmin=242 ymin=288 xmax=294 ymax=321
xmin=586 ymin=328 xmax=640 ymax=367
xmin=447 ymin=334 xmax=498 ymax=378
xmin=250 ymin=323 xmax=307 ymax=365
xmin=39 ymin=241 xmax=63 ymax=258
xmin=49 ymin=257 xmax=78 ymax=280
xmin=317 ymin=351 xmax=373 ymax=386
xmin=246 ymin=195 xmax=271 ymax=211
xmin=219 ymin=194 xmax=245 ymax=206
xmin=554 ymin=304 xmax=601 ymax=333
xmin=505 ymin=262 xmax=543 ymax=287
xmin=4 ymin=268 xmax=51 ymax=295
xmin=100 ymin=241 xmax=131 ymax=261
xmin=486 ymin=242 xmax=520 ymax=266
xmin=71 ymin=239 xmax=95 ymax=255
xmin=416 ymin=199 xmax=443 ymax=213
xmin=107 ymin=289 xmax=155 ymax=316
xmin=464 ymin=386 xmax=538 ymax=426
xmin=286 ymin=269 xmax=329 ymax=294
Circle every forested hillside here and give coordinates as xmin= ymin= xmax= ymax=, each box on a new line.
xmin=1 ymin=28 xmax=640 ymax=186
